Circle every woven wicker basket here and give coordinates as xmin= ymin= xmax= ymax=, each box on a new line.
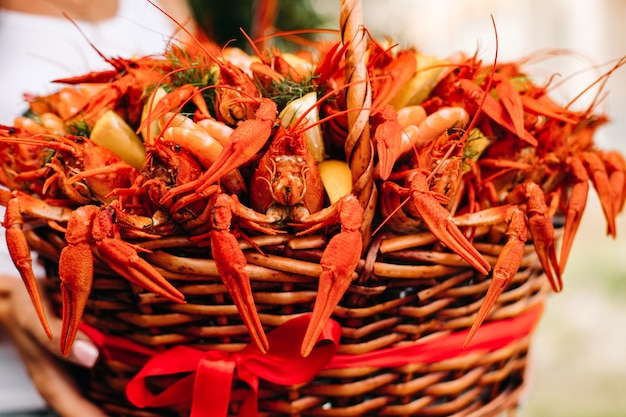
xmin=18 ymin=1 xmax=559 ymax=416
xmin=29 ymin=222 xmax=549 ymax=417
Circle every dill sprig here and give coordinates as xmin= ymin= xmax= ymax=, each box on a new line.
xmin=155 ymin=45 xmax=219 ymax=116
xmin=257 ymin=75 xmax=322 ymax=111
xmin=67 ymin=119 xmax=91 ymax=137
xmin=164 ymin=46 xmax=217 ymax=89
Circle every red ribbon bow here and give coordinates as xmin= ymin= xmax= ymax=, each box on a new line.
xmin=124 ymin=314 xmax=341 ymax=417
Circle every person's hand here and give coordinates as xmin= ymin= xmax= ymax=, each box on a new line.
xmin=0 ymin=275 xmax=108 ymax=417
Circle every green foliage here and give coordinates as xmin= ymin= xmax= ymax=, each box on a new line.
xmin=163 ymin=47 xmax=217 ymax=89
xmin=67 ymin=119 xmax=91 ymax=137
xmin=188 ymin=0 xmax=326 ymax=51
xmin=188 ymin=0 xmax=254 ymax=48
xmin=158 ymin=45 xmax=219 ymax=115
xmin=256 ymin=75 xmax=321 ymax=111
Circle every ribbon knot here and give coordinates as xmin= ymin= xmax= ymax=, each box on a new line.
xmin=124 ymin=314 xmax=342 ymax=417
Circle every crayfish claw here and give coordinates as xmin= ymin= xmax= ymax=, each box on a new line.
xmin=59 ymin=243 xmax=94 ymax=356
xmin=438 ymin=220 xmax=492 ymax=275
xmin=56 ymin=207 xmax=100 ymax=355
xmin=220 ymin=266 xmax=269 ymax=353
xmin=101 ymin=240 xmax=185 ymax=303
xmin=582 ymin=151 xmax=617 ymax=238
xmin=406 ymin=171 xmax=492 ymax=275
xmin=210 ymin=193 xmax=269 ymax=352
xmin=301 ymin=266 xmax=354 ymax=358
xmin=372 ymin=104 xmax=403 ymax=180
xmin=301 ymin=196 xmax=363 ymax=357
xmin=560 ymin=157 xmax=589 ymax=272
xmin=91 ymin=207 xmax=185 ymax=303
xmin=518 ymin=183 xmax=562 ymax=292
xmin=4 ymin=198 xmax=53 ymax=339
xmin=464 ymin=208 xmax=527 ymax=347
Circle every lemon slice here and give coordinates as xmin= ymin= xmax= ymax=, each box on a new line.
xmin=282 ymin=53 xmax=313 ymax=77
xmin=90 ymin=110 xmax=145 ymax=170
xmin=390 ymin=54 xmax=447 ymax=108
xmin=318 ymin=159 xmax=352 ymax=204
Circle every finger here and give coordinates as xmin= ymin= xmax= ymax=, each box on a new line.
xmin=7 ymin=277 xmax=100 ymax=367
xmin=5 ymin=318 xmax=108 ymax=417
xmin=0 ymin=274 xmax=19 ymax=295
xmin=63 ymin=334 xmax=100 ymax=368
xmin=0 ymin=275 xmax=19 ymax=322
xmin=26 ymin=308 xmax=100 ymax=368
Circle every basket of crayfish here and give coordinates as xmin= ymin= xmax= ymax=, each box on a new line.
xmin=2 ymin=0 xmax=626 ymax=416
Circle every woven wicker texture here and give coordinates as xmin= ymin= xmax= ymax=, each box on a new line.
xmin=29 ymin=219 xmax=548 ymax=416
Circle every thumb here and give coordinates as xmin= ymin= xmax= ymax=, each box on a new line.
xmin=5 ymin=274 xmax=100 ymax=368
xmin=5 ymin=311 xmax=108 ymax=417
xmin=31 ymin=299 xmax=100 ymax=368
xmin=60 ymin=331 xmax=101 ymax=369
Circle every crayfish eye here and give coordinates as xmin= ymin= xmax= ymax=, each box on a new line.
xmin=446 ymin=128 xmax=462 ymax=140
xmin=105 ymin=206 xmax=117 ymax=220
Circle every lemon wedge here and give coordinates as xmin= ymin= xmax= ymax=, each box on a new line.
xmin=390 ymin=54 xmax=447 ymax=108
xmin=318 ymin=159 xmax=352 ymax=204
xmin=90 ymin=110 xmax=145 ymax=170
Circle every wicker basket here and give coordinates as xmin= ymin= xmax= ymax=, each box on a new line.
xmin=16 ymin=1 xmax=560 ymax=416
xmin=30 ymin=221 xmax=549 ymax=417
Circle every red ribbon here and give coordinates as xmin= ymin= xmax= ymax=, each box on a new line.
xmin=328 ymin=302 xmax=543 ymax=369
xmin=79 ymin=322 xmax=156 ymax=367
xmin=124 ymin=314 xmax=341 ymax=417
xmin=81 ymin=303 xmax=543 ymax=417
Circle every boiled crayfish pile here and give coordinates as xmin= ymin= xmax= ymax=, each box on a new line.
xmin=1 ymin=29 xmax=625 ymax=359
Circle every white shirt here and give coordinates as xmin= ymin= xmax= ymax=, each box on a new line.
xmin=0 ymin=1 xmax=183 ymax=412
